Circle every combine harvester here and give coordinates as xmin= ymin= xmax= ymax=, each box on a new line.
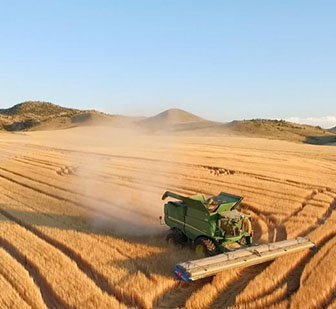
xmin=161 ymin=191 xmax=315 ymax=282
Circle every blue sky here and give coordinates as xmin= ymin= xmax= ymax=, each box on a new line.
xmin=0 ymin=1 xmax=335 ymax=127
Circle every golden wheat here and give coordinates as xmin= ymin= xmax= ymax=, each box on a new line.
xmin=0 ymin=127 xmax=334 ymax=308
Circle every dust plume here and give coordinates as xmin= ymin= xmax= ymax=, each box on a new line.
xmin=63 ymin=125 xmax=181 ymax=236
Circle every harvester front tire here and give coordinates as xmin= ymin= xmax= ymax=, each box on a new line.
xmin=166 ymin=229 xmax=185 ymax=248
xmin=194 ymin=237 xmax=218 ymax=257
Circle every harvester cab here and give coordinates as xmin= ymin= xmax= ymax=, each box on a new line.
xmin=162 ymin=191 xmax=253 ymax=257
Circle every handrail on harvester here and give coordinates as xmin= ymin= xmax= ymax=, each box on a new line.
xmin=174 ymin=237 xmax=315 ymax=282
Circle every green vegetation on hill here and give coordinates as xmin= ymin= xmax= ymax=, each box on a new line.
xmin=222 ymin=119 xmax=336 ymax=144
xmin=0 ymin=101 xmax=76 ymax=117
xmin=0 ymin=101 xmax=78 ymax=131
xmin=0 ymin=101 xmax=140 ymax=131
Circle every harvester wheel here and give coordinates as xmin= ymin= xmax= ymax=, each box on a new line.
xmin=194 ymin=237 xmax=218 ymax=257
xmin=166 ymin=229 xmax=185 ymax=248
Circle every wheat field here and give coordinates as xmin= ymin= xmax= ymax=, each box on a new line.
xmin=0 ymin=126 xmax=335 ymax=309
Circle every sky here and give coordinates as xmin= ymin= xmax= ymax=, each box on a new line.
xmin=0 ymin=1 xmax=335 ymax=128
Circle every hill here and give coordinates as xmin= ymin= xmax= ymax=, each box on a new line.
xmin=223 ymin=119 xmax=336 ymax=143
xmin=143 ymin=115 xmax=336 ymax=144
xmin=329 ymin=126 xmax=336 ymax=132
xmin=0 ymin=101 xmax=140 ymax=131
xmin=0 ymin=101 xmax=76 ymax=117
xmin=0 ymin=102 xmax=335 ymax=144
xmin=138 ymin=108 xmax=205 ymax=129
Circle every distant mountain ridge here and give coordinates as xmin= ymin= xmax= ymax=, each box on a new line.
xmin=0 ymin=101 xmax=335 ymax=145
xmin=329 ymin=126 xmax=336 ymax=132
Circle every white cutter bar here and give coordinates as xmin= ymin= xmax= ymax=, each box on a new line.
xmin=174 ymin=237 xmax=315 ymax=282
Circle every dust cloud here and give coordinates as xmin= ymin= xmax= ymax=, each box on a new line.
xmin=59 ymin=125 xmax=181 ymax=236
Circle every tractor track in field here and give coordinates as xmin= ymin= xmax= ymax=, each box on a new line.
xmin=0 ymin=186 xmax=155 ymax=270
xmin=1 ymin=162 xmax=296 ymax=230
xmin=0 ymin=164 xmax=288 ymax=306
xmin=271 ymin=197 xmax=335 ymax=304
xmin=238 ymin=199 xmax=336 ymax=307
xmin=154 ymin=280 xmax=210 ymax=309
xmin=0 ymin=166 xmax=284 ymax=308
xmin=0 ymin=138 xmax=334 ymax=308
xmin=11 ymin=142 xmax=332 ymax=191
xmin=210 ymin=263 xmax=272 ymax=309
xmin=248 ymin=214 xmax=269 ymax=243
xmin=0 ymin=205 xmax=139 ymax=309
xmin=242 ymin=202 xmax=286 ymax=242
xmin=261 ymin=233 xmax=336 ymax=309
xmin=75 ymin=160 xmax=326 ymax=212
xmin=239 ymin=206 xmax=273 ymax=243
xmin=290 ymin=238 xmax=334 ymax=303
xmin=0 ymin=166 xmax=156 ymax=221
xmin=11 ymin=156 xmax=309 ymax=209
xmin=10 ymin=152 xmax=323 ymax=213
xmin=300 ymin=197 xmax=336 ymax=238
xmin=14 ymin=158 xmax=55 ymax=171
xmin=17 ymin=155 xmax=65 ymax=168
xmin=0 ymin=188 xmax=165 ymax=308
xmin=299 ymin=236 xmax=336 ymax=290
xmin=281 ymin=188 xmax=323 ymax=224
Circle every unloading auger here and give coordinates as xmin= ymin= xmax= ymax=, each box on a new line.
xmin=161 ymin=191 xmax=315 ymax=282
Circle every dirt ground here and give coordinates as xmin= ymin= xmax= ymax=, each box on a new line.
xmin=0 ymin=126 xmax=335 ymax=309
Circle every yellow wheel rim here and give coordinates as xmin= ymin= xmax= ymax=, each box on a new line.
xmin=195 ymin=244 xmax=205 ymax=257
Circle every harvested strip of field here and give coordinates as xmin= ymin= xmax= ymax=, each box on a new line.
xmin=0 ymin=213 xmax=125 ymax=309
xmin=0 ymin=272 xmax=31 ymax=309
xmin=0 ymin=247 xmax=46 ymax=309
xmin=290 ymin=236 xmax=336 ymax=309
xmin=184 ymin=269 xmax=240 ymax=309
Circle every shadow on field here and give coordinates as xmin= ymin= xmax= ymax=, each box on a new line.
xmin=0 ymin=205 xmax=169 ymax=247
xmin=0 ymin=205 xmax=272 ymax=308
xmin=305 ymin=135 xmax=336 ymax=145
xmin=0 ymin=205 xmax=192 ymax=308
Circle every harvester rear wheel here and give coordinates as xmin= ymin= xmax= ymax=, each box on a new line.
xmin=194 ymin=237 xmax=218 ymax=257
xmin=166 ymin=229 xmax=185 ymax=248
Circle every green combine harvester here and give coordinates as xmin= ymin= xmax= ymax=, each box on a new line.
xmin=162 ymin=191 xmax=315 ymax=282
xmin=162 ymin=191 xmax=253 ymax=256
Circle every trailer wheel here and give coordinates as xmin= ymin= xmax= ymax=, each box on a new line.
xmin=194 ymin=237 xmax=218 ymax=257
xmin=166 ymin=229 xmax=185 ymax=248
